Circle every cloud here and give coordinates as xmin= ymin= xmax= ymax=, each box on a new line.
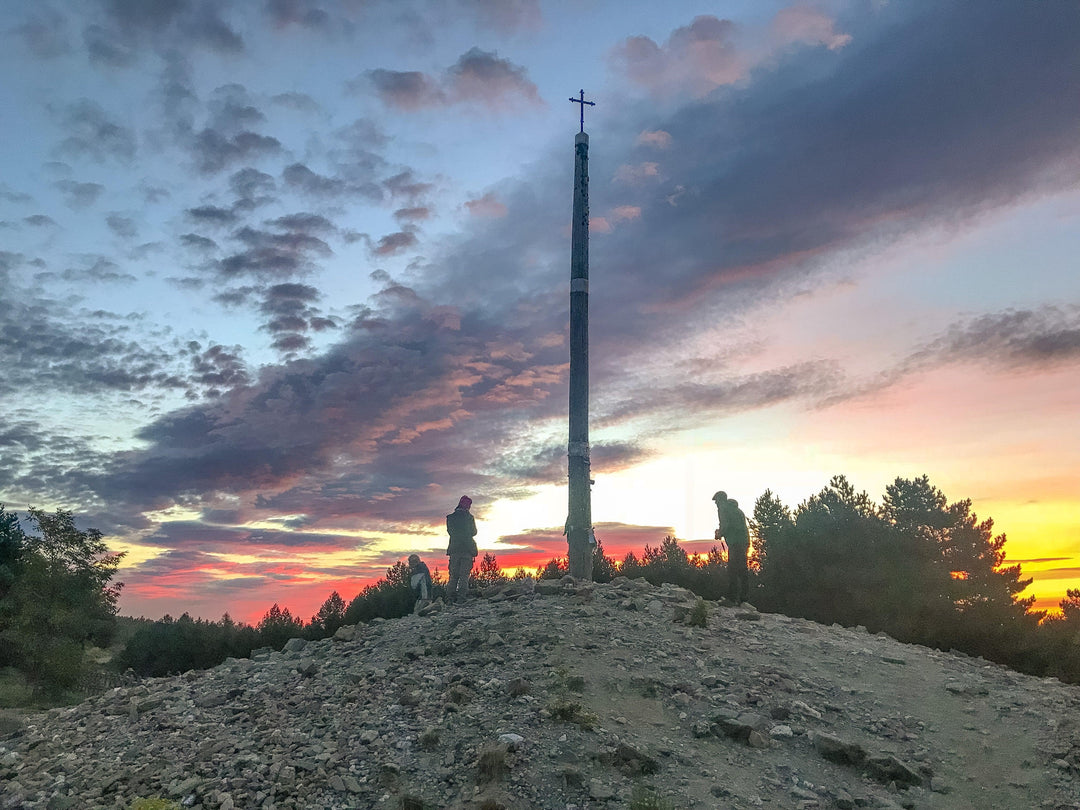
xmin=365 ymin=69 xmax=446 ymax=110
xmin=772 ymin=4 xmax=853 ymax=52
xmin=458 ymin=0 xmax=542 ymax=33
xmin=24 ymin=214 xmax=58 ymax=228
xmin=267 ymin=213 xmax=336 ymax=234
xmin=446 ymin=47 xmax=541 ymax=107
xmin=217 ymin=224 xmax=332 ymax=281
xmin=85 ymin=0 xmax=244 ymax=67
xmin=282 ymin=163 xmax=380 ymax=201
xmin=372 ymin=230 xmax=419 ymax=256
xmin=62 ymin=279 xmax=574 ymax=527
xmin=636 ymin=130 xmax=672 ymax=150
xmin=56 ymin=100 xmax=137 ymax=164
xmin=264 ymin=0 xmax=331 ymax=30
xmin=35 ymin=256 xmax=137 ymax=285
xmin=229 ymin=167 xmax=277 ymax=210
xmin=55 ymin=180 xmax=105 ymax=209
xmin=186 ymin=341 xmax=251 ymax=394
xmin=465 ymin=192 xmax=507 ymax=218
xmin=899 ymin=307 xmax=1080 ymax=374
xmin=13 ymin=6 xmax=73 ymax=58
xmin=365 ymin=48 xmax=540 ymax=111
xmin=612 ymin=162 xmax=660 ymax=185
xmin=1029 ymin=567 xmax=1080 ymax=581
xmin=106 ymin=213 xmax=137 ymax=238
xmin=186 ymin=205 xmax=238 ymax=226
xmin=271 ymin=92 xmax=322 ymax=112
xmin=257 ymin=282 xmax=337 ymax=354
xmin=0 ymin=297 xmax=182 ymax=399
xmin=192 ymin=129 xmax=282 ymax=175
xmin=587 ymin=1 xmax=1080 ymax=343
xmin=610 ymin=15 xmax=746 ymax=99
xmin=394 ymin=207 xmax=431 ymax=224
xmin=0 ymin=185 xmax=33 ymax=204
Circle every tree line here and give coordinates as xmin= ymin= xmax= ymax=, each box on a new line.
xmin=5 ymin=473 xmax=1080 ymax=698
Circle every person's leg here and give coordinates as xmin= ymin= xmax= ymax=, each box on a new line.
xmin=458 ymin=556 xmax=475 ymax=602
xmin=449 ymin=555 xmax=470 ymax=603
xmin=733 ymin=549 xmax=749 ymax=603
xmin=446 ymin=556 xmax=461 ymax=602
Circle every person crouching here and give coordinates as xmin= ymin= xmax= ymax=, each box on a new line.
xmin=408 ymin=553 xmax=433 ymax=613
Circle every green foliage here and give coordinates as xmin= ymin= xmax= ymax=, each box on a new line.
xmin=592 ymin=537 xmax=618 ymax=583
xmin=629 ymin=784 xmax=678 ymax=810
xmin=308 ymin=591 xmax=347 ymax=636
xmin=752 ymin=475 xmax=1045 ymax=674
xmin=548 ymin=698 xmax=598 ymax=730
xmin=687 ymin=599 xmax=708 ymax=628
xmin=471 ymin=552 xmax=509 ymax=589
xmin=536 ymin=556 xmax=568 ymax=579
xmin=118 ymin=612 xmax=261 ymax=677
xmin=255 ymin=603 xmax=305 ymax=650
xmin=0 ymin=507 xmax=123 ymax=695
xmin=0 ymin=507 xmax=25 ymax=600
xmin=344 ymin=561 xmax=415 ymax=624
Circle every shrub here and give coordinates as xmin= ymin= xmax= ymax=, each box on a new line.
xmin=548 ymin=699 xmax=599 ymax=730
xmin=629 ymin=785 xmax=677 ymax=810
xmin=687 ymin=599 xmax=708 ymax=628
xmin=475 ymin=744 xmax=508 ymax=785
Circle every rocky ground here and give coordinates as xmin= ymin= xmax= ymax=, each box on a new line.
xmin=2 ymin=576 xmax=1080 ymax=809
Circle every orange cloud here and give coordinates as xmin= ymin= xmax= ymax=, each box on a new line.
xmin=465 ymin=191 xmax=508 ymax=218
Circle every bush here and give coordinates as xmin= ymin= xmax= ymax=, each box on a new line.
xmin=687 ymin=599 xmax=708 ymax=628
xmin=629 ymin=785 xmax=677 ymax=810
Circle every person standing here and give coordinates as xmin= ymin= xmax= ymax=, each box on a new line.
xmin=713 ymin=490 xmax=751 ymax=604
xmin=445 ymin=495 xmax=478 ymax=604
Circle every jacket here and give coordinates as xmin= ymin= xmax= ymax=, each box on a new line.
xmin=720 ymin=502 xmax=750 ymax=550
xmin=446 ymin=507 xmax=478 ymax=556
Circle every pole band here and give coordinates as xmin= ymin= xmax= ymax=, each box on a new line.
xmin=570 ymin=278 xmax=588 ymax=293
xmin=567 ymin=441 xmax=590 ymax=458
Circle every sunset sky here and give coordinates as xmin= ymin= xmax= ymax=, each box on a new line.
xmin=2 ymin=0 xmax=1078 ymax=624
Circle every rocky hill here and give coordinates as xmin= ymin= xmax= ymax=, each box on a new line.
xmin=2 ymin=576 xmax=1079 ymax=810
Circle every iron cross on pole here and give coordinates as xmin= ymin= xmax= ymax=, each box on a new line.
xmin=569 ymin=89 xmax=595 ymax=133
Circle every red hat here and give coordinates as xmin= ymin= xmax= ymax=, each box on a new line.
xmin=457 ymin=495 xmax=472 ymax=509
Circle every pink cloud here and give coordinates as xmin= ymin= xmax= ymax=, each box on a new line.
xmin=465 ymin=191 xmax=508 ymax=218
xmin=613 ymin=162 xmax=660 ymax=185
xmin=772 ymin=5 xmax=853 ymax=51
xmin=611 ymin=15 xmax=747 ymax=98
xmin=366 ymin=48 xmax=540 ymax=112
xmin=636 ymin=130 xmax=672 ymax=149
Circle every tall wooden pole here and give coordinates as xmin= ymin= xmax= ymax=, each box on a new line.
xmin=567 ymin=90 xmax=594 ymax=580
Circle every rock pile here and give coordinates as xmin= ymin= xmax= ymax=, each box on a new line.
xmin=2 ymin=576 xmax=1080 ymax=809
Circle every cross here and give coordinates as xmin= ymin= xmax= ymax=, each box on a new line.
xmin=569 ymin=89 xmax=595 ymax=133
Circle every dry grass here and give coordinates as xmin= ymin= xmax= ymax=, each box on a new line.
xmin=475 ymin=744 xmax=509 ymax=785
